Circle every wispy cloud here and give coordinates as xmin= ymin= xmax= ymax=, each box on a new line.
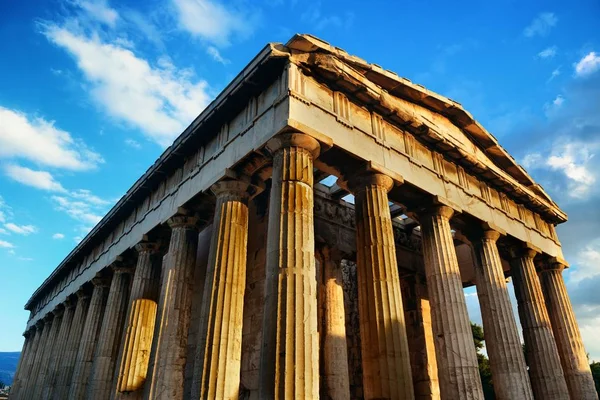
xmin=44 ymin=25 xmax=211 ymax=147
xmin=0 ymin=240 xmax=14 ymax=249
xmin=171 ymin=0 xmax=259 ymax=47
xmin=124 ymin=138 xmax=141 ymax=149
xmin=538 ymin=46 xmax=557 ymax=59
xmin=52 ymin=233 xmax=65 ymax=239
xmin=51 ymin=193 xmax=111 ymax=226
xmin=524 ymin=12 xmax=558 ymax=37
xmin=4 ymin=223 xmax=38 ymax=236
xmin=73 ymin=0 xmax=119 ymax=27
xmin=548 ymin=67 xmax=561 ymax=82
xmin=0 ymin=106 xmax=103 ymax=170
xmin=206 ymin=46 xmax=230 ymax=65
xmin=301 ymin=2 xmax=354 ymax=31
xmin=4 ymin=165 xmax=67 ymax=192
xmin=574 ymin=52 xmax=600 ymax=77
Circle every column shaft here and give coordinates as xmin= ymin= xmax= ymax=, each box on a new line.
xmin=42 ymin=300 xmax=76 ymax=399
xmin=69 ymin=277 xmax=110 ymax=399
xmin=149 ymin=215 xmax=198 ymax=399
xmin=400 ymin=274 xmax=440 ymax=400
xmin=348 ymin=172 xmax=414 ymax=400
xmin=55 ymin=290 xmax=91 ymax=399
xmin=16 ymin=323 xmax=42 ymax=400
xmin=472 ymin=231 xmax=533 ymax=400
xmin=33 ymin=309 xmax=63 ymax=399
xmin=259 ymin=133 xmax=320 ymax=399
xmin=510 ymin=249 xmax=569 ymax=399
xmin=192 ymin=181 xmax=249 ymax=399
xmin=88 ymin=266 xmax=132 ymax=399
xmin=320 ymin=248 xmax=351 ymax=400
xmin=420 ymin=205 xmax=483 ymax=400
xmin=540 ymin=263 xmax=598 ymax=400
xmin=116 ymin=242 xmax=162 ymax=394
xmin=10 ymin=330 xmax=33 ymax=399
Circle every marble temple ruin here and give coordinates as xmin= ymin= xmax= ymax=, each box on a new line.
xmin=10 ymin=34 xmax=598 ymax=400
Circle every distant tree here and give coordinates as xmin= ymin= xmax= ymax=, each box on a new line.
xmin=471 ymin=322 xmax=495 ymax=400
xmin=0 ymin=380 xmax=5 ymax=389
xmin=590 ymin=361 xmax=600 ymax=395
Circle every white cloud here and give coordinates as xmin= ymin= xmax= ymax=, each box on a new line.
xmin=4 ymin=164 xmax=67 ymax=192
xmin=44 ymin=26 xmax=211 ymax=146
xmin=548 ymin=67 xmax=561 ymax=82
xmin=524 ymin=12 xmax=558 ymax=37
xmin=4 ymin=223 xmax=37 ymax=236
xmin=51 ymin=192 xmax=111 ymax=226
xmin=206 ymin=46 xmax=230 ymax=65
xmin=538 ymin=46 xmax=557 ymax=59
xmin=0 ymin=196 xmax=9 ymax=223
xmin=553 ymin=95 xmax=564 ymax=107
xmin=74 ymin=0 xmax=119 ymax=27
xmin=171 ymin=0 xmax=257 ymax=47
xmin=569 ymin=242 xmax=600 ymax=283
xmin=574 ymin=52 xmax=600 ymax=77
xmin=0 ymin=228 xmax=8 ymax=235
xmin=522 ymin=141 xmax=597 ymax=198
xmin=0 ymin=107 xmax=103 ymax=170
xmin=52 ymin=233 xmax=65 ymax=239
xmin=124 ymin=138 xmax=141 ymax=149
xmin=0 ymin=240 xmax=14 ymax=249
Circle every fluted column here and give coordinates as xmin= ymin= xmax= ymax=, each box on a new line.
xmin=33 ymin=307 xmax=63 ymax=399
xmin=400 ymin=274 xmax=440 ymax=400
xmin=420 ymin=205 xmax=483 ymax=400
xmin=471 ymin=230 xmax=533 ymax=400
xmin=116 ymin=242 xmax=162 ymax=395
xmin=318 ymin=246 xmax=350 ymax=400
xmin=149 ymin=214 xmax=198 ymax=400
xmin=509 ymin=246 xmax=569 ymax=400
xmin=16 ymin=321 xmax=43 ymax=400
xmin=192 ymin=180 xmax=250 ymax=399
xmin=69 ymin=276 xmax=111 ymax=399
xmin=43 ymin=298 xmax=76 ymax=399
xmin=56 ymin=289 xmax=91 ymax=399
xmin=346 ymin=171 xmax=414 ymax=400
xmin=10 ymin=328 xmax=34 ymax=399
xmin=259 ymin=133 xmax=320 ymax=399
xmin=540 ymin=260 xmax=598 ymax=400
xmin=88 ymin=264 xmax=133 ymax=399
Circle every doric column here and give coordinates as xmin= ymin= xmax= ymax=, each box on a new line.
xmin=539 ymin=260 xmax=598 ymax=400
xmin=88 ymin=264 xmax=132 ymax=399
xmin=116 ymin=241 xmax=162 ymax=395
xmin=317 ymin=246 xmax=350 ymax=400
xmin=149 ymin=214 xmax=198 ymax=399
xmin=17 ymin=321 xmax=43 ymax=400
xmin=509 ymin=245 xmax=569 ymax=399
xmin=192 ymin=180 xmax=250 ymax=399
xmin=471 ymin=229 xmax=533 ymax=400
xmin=346 ymin=171 xmax=414 ymax=399
xmin=420 ymin=205 xmax=483 ymax=400
xmin=55 ymin=289 xmax=91 ymax=399
xmin=10 ymin=328 xmax=34 ymax=399
xmin=33 ymin=306 xmax=63 ymax=399
xmin=400 ymin=274 xmax=440 ymax=400
xmin=42 ymin=298 xmax=76 ymax=399
xmin=259 ymin=133 xmax=321 ymax=399
xmin=69 ymin=276 xmax=111 ymax=399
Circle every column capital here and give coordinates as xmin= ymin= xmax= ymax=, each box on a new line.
xmin=167 ymin=214 xmax=199 ymax=229
xmin=111 ymin=263 xmax=133 ymax=275
xmin=35 ymin=319 xmax=45 ymax=329
xmin=91 ymin=275 xmax=111 ymax=288
xmin=64 ymin=297 xmax=77 ymax=310
xmin=266 ymin=132 xmax=320 ymax=158
xmin=463 ymin=222 xmax=506 ymax=244
xmin=135 ymin=241 xmax=161 ymax=254
xmin=507 ymin=242 xmax=540 ymax=260
xmin=75 ymin=288 xmax=90 ymax=300
xmin=539 ymin=257 xmax=568 ymax=273
xmin=346 ymin=171 xmax=394 ymax=194
xmin=52 ymin=305 xmax=65 ymax=317
xmin=43 ymin=313 xmax=55 ymax=323
xmin=210 ymin=180 xmax=250 ymax=199
xmin=315 ymin=244 xmax=343 ymax=265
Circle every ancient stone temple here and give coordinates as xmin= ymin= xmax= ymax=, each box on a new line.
xmin=11 ymin=34 xmax=597 ymax=400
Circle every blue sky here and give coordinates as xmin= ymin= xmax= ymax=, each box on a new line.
xmin=1 ymin=0 xmax=599 ymax=360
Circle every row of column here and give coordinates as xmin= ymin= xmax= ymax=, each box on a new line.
xmin=10 ymin=132 xmax=597 ymax=400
